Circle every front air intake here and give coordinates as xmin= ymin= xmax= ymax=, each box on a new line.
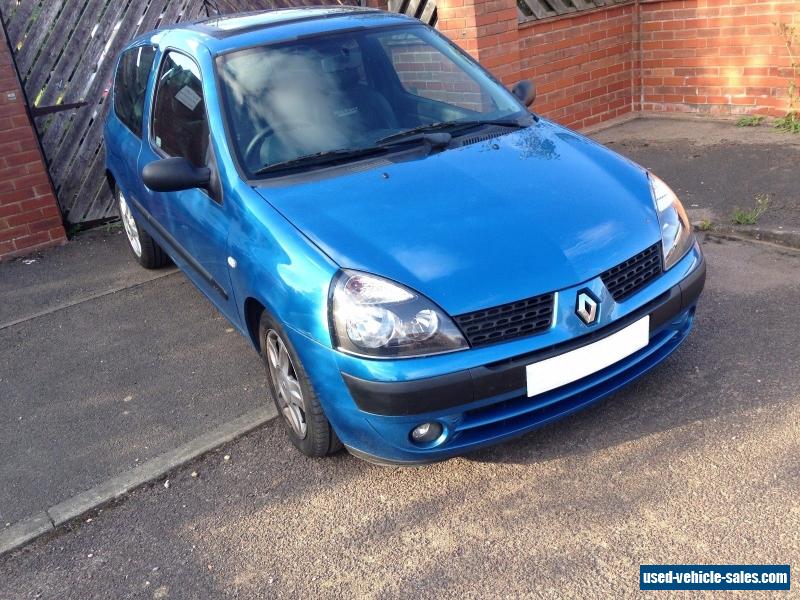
xmin=454 ymin=293 xmax=555 ymax=347
xmin=600 ymin=243 xmax=663 ymax=301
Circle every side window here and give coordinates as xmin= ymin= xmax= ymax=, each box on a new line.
xmin=379 ymin=32 xmax=496 ymax=113
xmin=114 ymin=46 xmax=156 ymax=137
xmin=151 ymin=51 xmax=209 ymax=167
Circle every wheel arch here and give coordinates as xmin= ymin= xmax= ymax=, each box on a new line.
xmin=228 ymin=190 xmax=338 ymax=357
xmin=244 ymin=296 xmax=267 ymax=352
xmin=105 ymin=168 xmax=117 ymax=193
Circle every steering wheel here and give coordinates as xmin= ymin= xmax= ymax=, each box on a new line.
xmin=244 ymin=121 xmax=315 ymax=169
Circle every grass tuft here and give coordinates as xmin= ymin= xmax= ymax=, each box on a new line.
xmin=773 ymin=112 xmax=800 ymax=134
xmin=696 ymin=219 xmax=712 ymax=232
xmin=736 ymin=115 xmax=765 ymax=127
xmin=731 ymin=194 xmax=770 ymax=225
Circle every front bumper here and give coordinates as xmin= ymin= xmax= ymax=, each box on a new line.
xmin=288 ymin=243 xmax=705 ymax=465
xmin=343 ymin=251 xmax=705 ymax=418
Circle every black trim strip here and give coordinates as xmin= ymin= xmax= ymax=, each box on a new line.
xmin=342 ymin=370 xmax=473 ymax=417
xmin=345 ymin=444 xmax=444 ymax=466
xmin=127 ymin=195 xmax=228 ymax=300
xmin=342 ymin=255 xmax=706 ymax=416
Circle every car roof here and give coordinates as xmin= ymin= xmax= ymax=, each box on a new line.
xmin=129 ymin=7 xmax=418 ymax=56
xmin=194 ymin=6 xmax=378 ymax=38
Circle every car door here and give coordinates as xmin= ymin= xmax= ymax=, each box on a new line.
xmin=138 ymin=49 xmax=239 ymax=323
xmin=107 ymin=45 xmax=157 ymax=206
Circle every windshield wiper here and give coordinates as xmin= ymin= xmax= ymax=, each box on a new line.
xmin=255 ymin=147 xmax=388 ymax=175
xmin=254 ymin=133 xmax=453 ymax=176
xmin=376 ymin=117 xmax=526 ymax=145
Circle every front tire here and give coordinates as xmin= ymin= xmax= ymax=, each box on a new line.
xmin=259 ymin=312 xmax=342 ymax=457
xmin=117 ymin=186 xmax=169 ymax=269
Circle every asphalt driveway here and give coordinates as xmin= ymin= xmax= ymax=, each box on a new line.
xmin=1 ymin=234 xmax=799 ymax=599
xmin=2 ymin=119 xmax=793 ymax=532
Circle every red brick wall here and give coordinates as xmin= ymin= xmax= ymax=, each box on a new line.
xmin=640 ymin=0 xmax=800 ymax=117
xmin=438 ymin=0 xmax=519 ymax=77
xmin=0 ymin=27 xmax=66 ymax=261
xmin=439 ymin=0 xmax=797 ymax=124
xmin=439 ymin=0 xmax=638 ymax=129
xmin=517 ymin=4 xmax=637 ymax=129
xmin=387 ymin=41 xmax=491 ymax=111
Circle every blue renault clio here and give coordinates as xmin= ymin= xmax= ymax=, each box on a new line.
xmin=105 ymin=7 xmax=705 ymax=464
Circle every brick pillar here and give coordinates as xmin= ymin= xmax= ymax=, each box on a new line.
xmin=0 ymin=23 xmax=66 ymax=261
xmin=437 ymin=0 xmax=521 ymax=86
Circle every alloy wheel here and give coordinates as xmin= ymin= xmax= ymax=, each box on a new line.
xmin=118 ymin=191 xmax=142 ymax=257
xmin=265 ymin=330 xmax=307 ymax=438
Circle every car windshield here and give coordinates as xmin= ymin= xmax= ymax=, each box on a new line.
xmin=216 ymin=24 xmax=526 ymax=177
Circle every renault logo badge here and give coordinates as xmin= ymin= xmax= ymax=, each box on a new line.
xmin=576 ymin=290 xmax=599 ymax=325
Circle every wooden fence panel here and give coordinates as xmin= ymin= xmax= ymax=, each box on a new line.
xmin=17 ymin=2 xmax=67 ymax=77
xmin=388 ymin=0 xmax=436 ymax=27
xmin=2 ymin=1 xmax=38 ymax=47
xmin=517 ymin=0 xmax=630 ymax=22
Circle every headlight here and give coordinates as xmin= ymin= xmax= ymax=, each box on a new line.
xmin=329 ymin=270 xmax=468 ymax=358
xmin=650 ymin=173 xmax=693 ymax=270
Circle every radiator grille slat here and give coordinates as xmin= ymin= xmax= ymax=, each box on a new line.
xmin=454 ymin=293 xmax=555 ymax=347
xmin=600 ymin=243 xmax=663 ymax=301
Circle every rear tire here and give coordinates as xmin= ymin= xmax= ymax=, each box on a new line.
xmin=259 ymin=311 xmax=342 ymax=457
xmin=116 ymin=186 xmax=169 ymax=269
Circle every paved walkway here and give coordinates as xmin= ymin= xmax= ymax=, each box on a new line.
xmin=593 ymin=118 xmax=800 ymax=231
xmin=0 ymin=230 xmax=269 ymax=527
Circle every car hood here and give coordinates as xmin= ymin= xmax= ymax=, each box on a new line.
xmin=254 ymin=119 xmax=661 ymax=316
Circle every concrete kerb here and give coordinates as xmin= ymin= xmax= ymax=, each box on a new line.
xmin=694 ymin=222 xmax=800 ymax=251
xmin=0 ymin=405 xmax=277 ymax=556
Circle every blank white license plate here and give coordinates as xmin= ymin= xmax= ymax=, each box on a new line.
xmin=526 ymin=315 xmax=650 ymax=397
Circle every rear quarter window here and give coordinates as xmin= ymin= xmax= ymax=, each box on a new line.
xmin=114 ymin=46 xmax=156 ymax=137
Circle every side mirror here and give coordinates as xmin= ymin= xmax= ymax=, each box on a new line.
xmin=512 ymin=80 xmax=536 ymax=107
xmin=142 ymin=157 xmax=211 ymax=193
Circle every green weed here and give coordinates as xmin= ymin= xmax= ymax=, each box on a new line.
xmin=696 ymin=219 xmax=712 ymax=231
xmin=731 ymin=194 xmax=770 ymax=225
xmin=736 ymin=115 xmax=764 ymax=127
xmin=773 ymin=112 xmax=800 ymax=134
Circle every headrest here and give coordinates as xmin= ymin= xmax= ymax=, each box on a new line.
xmin=321 ymin=51 xmax=360 ymax=89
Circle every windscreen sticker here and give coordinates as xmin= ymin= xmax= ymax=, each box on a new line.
xmin=175 ymin=85 xmax=202 ymax=111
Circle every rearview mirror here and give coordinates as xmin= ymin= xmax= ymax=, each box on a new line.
xmin=511 ymin=80 xmax=536 ymax=107
xmin=142 ymin=157 xmax=210 ymax=193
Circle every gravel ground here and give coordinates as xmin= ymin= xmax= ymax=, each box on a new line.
xmin=1 ymin=235 xmax=798 ymax=599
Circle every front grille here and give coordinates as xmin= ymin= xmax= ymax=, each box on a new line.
xmin=454 ymin=293 xmax=554 ymax=347
xmin=600 ymin=243 xmax=663 ymax=301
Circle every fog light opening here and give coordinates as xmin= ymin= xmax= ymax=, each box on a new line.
xmin=410 ymin=422 xmax=443 ymax=445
